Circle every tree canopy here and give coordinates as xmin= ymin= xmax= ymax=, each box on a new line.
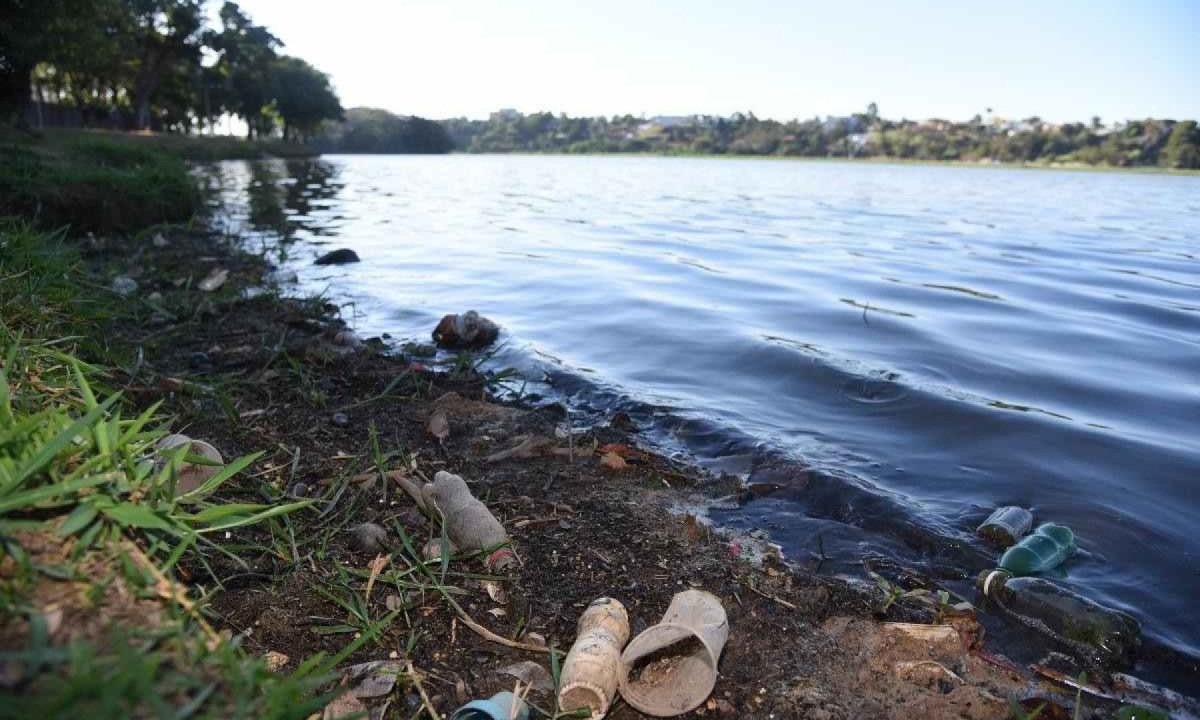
xmin=4 ymin=0 xmax=342 ymax=138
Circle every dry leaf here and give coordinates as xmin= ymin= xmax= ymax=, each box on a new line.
xmin=599 ymin=452 xmax=627 ymax=471
xmin=487 ymin=607 xmax=507 ymax=618
xmin=482 ymin=580 xmax=509 ymax=605
xmin=322 ymin=691 xmax=367 ymax=720
xmin=264 ymin=651 xmax=290 ymax=671
xmin=497 ymin=660 xmax=554 ymax=692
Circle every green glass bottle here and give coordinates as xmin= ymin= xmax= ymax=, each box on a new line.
xmin=999 ymin=522 xmax=1075 ymax=575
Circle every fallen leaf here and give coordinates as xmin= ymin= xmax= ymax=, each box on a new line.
xmin=347 ymin=660 xmax=404 ymax=699
xmin=497 ymin=660 xmax=554 ymax=693
xmin=264 ymin=651 xmax=289 ymax=671
xmin=322 ymin=691 xmax=367 ymax=720
xmin=599 ymin=452 xmax=627 ymax=471
xmin=198 ymin=268 xmax=229 ymax=292
xmin=482 ymin=580 xmax=508 ymax=605
xmin=487 ymin=607 xmax=507 ymax=618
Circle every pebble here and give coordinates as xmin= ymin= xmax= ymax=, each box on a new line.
xmin=189 ymin=351 xmax=211 ymax=369
xmin=331 ymin=412 xmax=350 ymax=428
xmin=289 ymin=482 xmax=310 ymax=498
xmin=349 ymin=522 xmax=388 ymax=554
xmin=314 ymin=248 xmax=360 ymax=265
xmin=111 ymin=276 xmax=138 ymax=296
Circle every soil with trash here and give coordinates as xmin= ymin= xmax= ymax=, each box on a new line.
xmin=46 ymin=229 xmax=1199 ymax=719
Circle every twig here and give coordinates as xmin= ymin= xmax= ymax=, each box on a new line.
xmin=456 ymin=610 xmax=552 ymax=654
xmin=406 ymin=661 xmax=443 ymax=720
xmin=744 ymin=579 xmax=797 ymax=610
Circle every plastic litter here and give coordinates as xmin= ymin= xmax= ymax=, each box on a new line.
xmin=978 ymin=569 xmax=1140 ymax=665
xmin=619 ymin=589 xmax=728 ymax=717
xmin=155 ymin=434 xmax=223 ymax=496
xmin=976 ymin=506 xmax=1033 ymax=548
xmin=433 ymin=310 xmax=499 ymax=349
xmin=558 ymin=598 xmax=630 ymax=719
xmin=402 ymin=471 xmax=514 ymax=570
xmin=450 ymin=691 xmax=529 ymax=720
xmin=999 ymin=522 xmax=1075 ymax=575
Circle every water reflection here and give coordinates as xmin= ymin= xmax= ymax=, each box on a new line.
xmin=234 ymin=158 xmax=345 ymax=241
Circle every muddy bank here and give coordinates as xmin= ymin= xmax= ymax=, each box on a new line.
xmin=58 ymin=227 xmax=1192 ymax=720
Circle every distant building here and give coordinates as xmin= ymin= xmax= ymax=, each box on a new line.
xmin=489 ymin=108 xmax=521 ymax=122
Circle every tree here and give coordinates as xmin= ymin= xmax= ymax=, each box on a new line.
xmin=0 ymin=0 xmax=108 ymax=126
xmin=272 ymin=56 xmax=342 ymax=142
xmin=1163 ymin=120 xmax=1200 ymax=169
xmin=208 ymin=2 xmax=281 ymax=138
xmin=125 ymin=0 xmax=205 ymax=129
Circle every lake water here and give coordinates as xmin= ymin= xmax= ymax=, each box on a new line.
xmin=210 ymin=155 xmax=1200 ymax=671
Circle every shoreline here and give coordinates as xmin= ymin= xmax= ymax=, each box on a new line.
xmin=2 ymin=133 xmax=1197 ymax=718
xmin=432 ymin=150 xmax=1200 ymax=177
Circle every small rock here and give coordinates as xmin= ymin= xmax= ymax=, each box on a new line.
xmin=610 ymin=411 xmax=638 ymax=432
xmin=152 ymin=232 xmax=169 ymax=248
xmin=331 ymin=329 xmax=363 ymax=348
xmin=111 ymin=276 xmax=138 ymax=296
xmin=349 ymin=523 xmax=389 ymax=554
xmin=402 ymin=342 xmax=437 ymax=358
xmin=331 ymin=412 xmax=350 ymax=428
xmin=288 ymin=482 xmax=310 ymax=498
xmin=385 ymin=594 xmax=404 ymax=612
xmin=315 ymin=248 xmax=360 ymax=265
xmin=189 ymin=351 xmax=211 ymax=369
xmin=198 ymin=268 xmax=229 ymax=292
xmin=524 ymin=632 xmax=547 ymax=647
xmin=426 ymin=409 xmax=449 ymax=441
xmin=147 ymin=291 xmax=163 ymax=304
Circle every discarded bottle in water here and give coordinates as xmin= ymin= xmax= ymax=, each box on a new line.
xmin=999 ymin=522 xmax=1075 ymax=575
xmin=978 ymin=569 xmax=1140 ymax=666
xmin=977 ymin=506 xmax=1033 ymax=548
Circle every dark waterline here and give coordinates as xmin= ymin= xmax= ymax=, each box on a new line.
xmin=208 ymin=154 xmax=1200 ymax=668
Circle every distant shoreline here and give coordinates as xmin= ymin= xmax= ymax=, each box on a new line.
xmin=429 ymin=150 xmax=1200 ymax=176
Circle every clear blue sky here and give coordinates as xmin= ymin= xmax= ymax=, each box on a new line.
xmin=226 ymin=0 xmax=1199 ymax=123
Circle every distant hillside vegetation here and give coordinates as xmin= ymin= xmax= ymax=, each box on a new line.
xmin=317 ymin=108 xmax=453 ymax=154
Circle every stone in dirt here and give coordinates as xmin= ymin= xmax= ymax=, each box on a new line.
xmin=314 ymin=248 xmax=361 ymax=265
xmin=349 ymin=522 xmax=389 ymax=554
xmin=111 ymin=276 xmax=138 ymax=296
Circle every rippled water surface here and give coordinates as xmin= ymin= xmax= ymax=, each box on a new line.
xmin=212 ymin=155 xmax=1200 ymax=664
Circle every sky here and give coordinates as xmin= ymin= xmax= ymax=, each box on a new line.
xmin=223 ymin=0 xmax=1200 ymax=124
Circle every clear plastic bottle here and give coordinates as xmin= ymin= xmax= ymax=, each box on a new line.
xmin=999 ymin=522 xmax=1075 ymax=575
xmin=977 ymin=506 xmax=1033 ymax=548
xmin=977 ymin=569 xmax=1140 ymax=666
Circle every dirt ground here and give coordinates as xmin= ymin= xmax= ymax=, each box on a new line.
xmin=64 ymin=229 xmax=1162 ymax=719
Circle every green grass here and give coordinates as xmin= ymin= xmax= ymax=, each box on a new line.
xmin=0 ymin=220 xmax=346 ymax=718
xmin=0 ymin=138 xmax=199 ymax=234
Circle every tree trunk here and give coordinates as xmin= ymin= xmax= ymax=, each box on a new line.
xmin=0 ymin=60 xmax=35 ymax=128
xmin=132 ymin=45 xmax=169 ymax=130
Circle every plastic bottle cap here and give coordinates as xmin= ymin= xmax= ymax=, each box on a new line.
xmin=983 ymin=570 xmax=1007 ymax=597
